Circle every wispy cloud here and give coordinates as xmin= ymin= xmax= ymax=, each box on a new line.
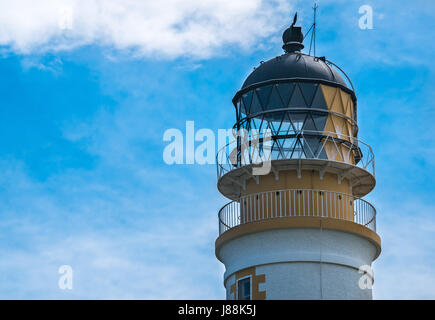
xmin=0 ymin=219 xmax=224 ymax=299
xmin=0 ymin=74 xmax=227 ymax=298
xmin=20 ymin=56 xmax=64 ymax=74
xmin=0 ymin=153 xmax=225 ymax=298
xmin=373 ymin=200 xmax=435 ymax=299
xmin=293 ymin=0 xmax=435 ymax=71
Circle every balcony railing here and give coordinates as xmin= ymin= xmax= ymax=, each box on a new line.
xmin=216 ymin=130 xmax=375 ymax=180
xmin=218 ymin=189 xmax=376 ymax=235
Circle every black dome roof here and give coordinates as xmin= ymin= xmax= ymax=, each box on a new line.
xmin=242 ymin=53 xmax=347 ymax=89
xmin=240 ymin=13 xmax=349 ymax=91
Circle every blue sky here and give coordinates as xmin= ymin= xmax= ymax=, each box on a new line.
xmin=0 ymin=0 xmax=434 ymax=299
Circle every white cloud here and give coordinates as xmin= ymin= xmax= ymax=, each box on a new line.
xmin=0 ymin=0 xmax=291 ymax=58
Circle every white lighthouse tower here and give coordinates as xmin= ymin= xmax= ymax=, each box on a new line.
xmin=215 ymin=14 xmax=381 ymax=300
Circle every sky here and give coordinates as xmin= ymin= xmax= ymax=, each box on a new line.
xmin=0 ymin=0 xmax=434 ymax=299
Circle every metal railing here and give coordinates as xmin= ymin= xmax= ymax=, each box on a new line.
xmin=218 ymin=189 xmax=376 ymax=235
xmin=216 ymin=130 xmax=375 ymax=180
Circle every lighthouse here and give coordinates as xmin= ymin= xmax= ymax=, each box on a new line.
xmin=215 ymin=14 xmax=381 ymax=300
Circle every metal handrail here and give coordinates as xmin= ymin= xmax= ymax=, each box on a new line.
xmin=216 ymin=129 xmax=375 ymax=180
xmin=218 ymin=189 xmax=376 ymax=235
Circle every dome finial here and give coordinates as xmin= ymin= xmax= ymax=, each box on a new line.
xmin=282 ymin=12 xmax=304 ymax=53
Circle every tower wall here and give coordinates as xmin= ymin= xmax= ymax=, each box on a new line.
xmin=243 ymin=170 xmax=351 ymax=195
xmin=218 ymin=227 xmax=379 ymax=300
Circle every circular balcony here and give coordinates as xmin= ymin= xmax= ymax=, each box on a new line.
xmin=218 ymin=188 xmax=377 ymax=236
xmin=216 ymin=130 xmax=375 ymax=199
